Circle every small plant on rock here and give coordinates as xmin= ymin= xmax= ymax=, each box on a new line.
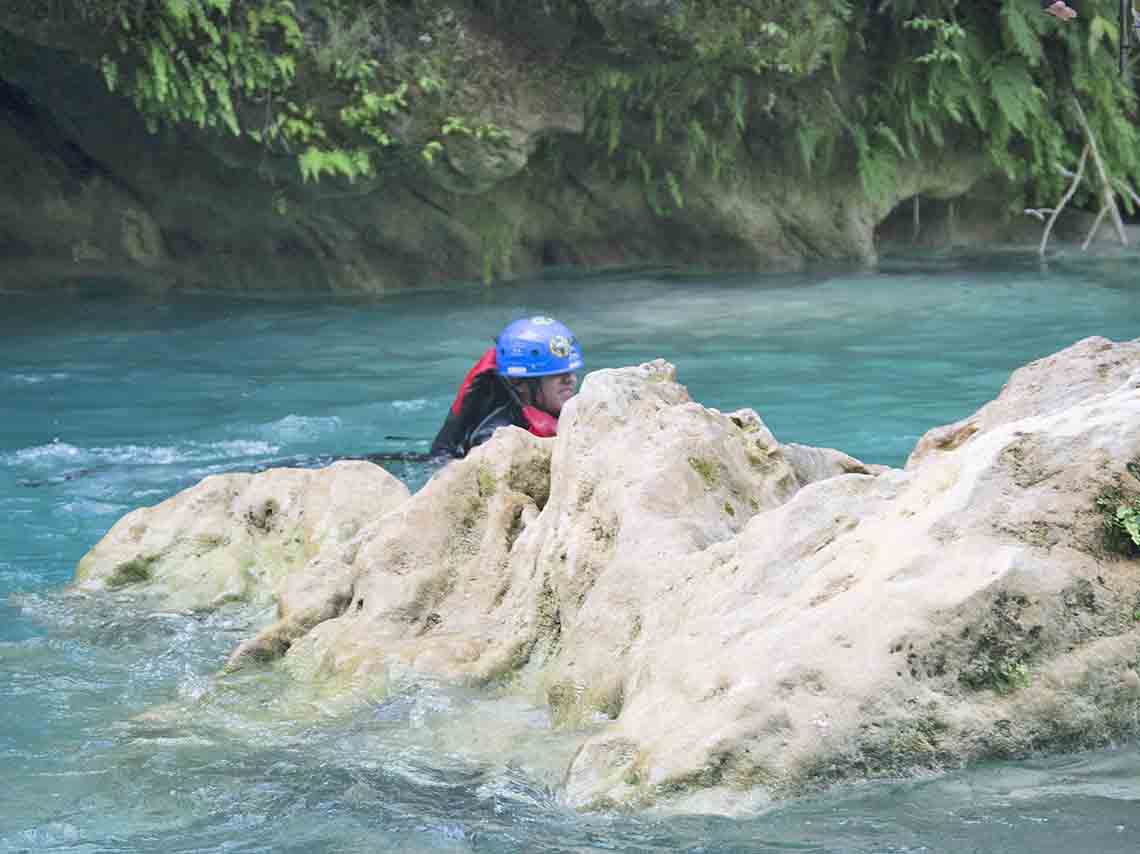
xmin=1095 ymin=460 xmax=1140 ymax=557
xmin=687 ymin=456 xmax=719 ymax=489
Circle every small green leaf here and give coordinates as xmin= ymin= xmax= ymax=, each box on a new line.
xmin=100 ymin=57 xmax=119 ymax=93
xmin=875 ymin=123 xmax=906 ymax=158
xmin=665 ymin=171 xmax=684 ymax=209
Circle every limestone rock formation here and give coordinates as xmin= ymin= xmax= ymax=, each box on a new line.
xmin=73 ymin=461 xmax=411 ymax=614
xmin=561 ymin=341 xmax=1140 ymax=809
xmin=73 ymin=337 xmax=1140 ymax=811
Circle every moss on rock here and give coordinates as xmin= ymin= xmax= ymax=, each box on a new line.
xmin=106 ymin=554 xmax=159 ymax=588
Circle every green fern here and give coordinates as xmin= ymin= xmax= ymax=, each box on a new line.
xmin=999 ymin=0 xmax=1043 ymax=66
xmin=987 ymin=62 xmax=1039 ymax=134
xmin=76 ymin=0 xmax=1140 ymax=208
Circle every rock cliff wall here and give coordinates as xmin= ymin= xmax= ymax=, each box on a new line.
xmin=0 ymin=3 xmax=1004 ymax=294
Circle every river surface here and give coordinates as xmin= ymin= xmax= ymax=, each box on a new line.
xmin=2 ymin=253 xmax=1139 ymax=852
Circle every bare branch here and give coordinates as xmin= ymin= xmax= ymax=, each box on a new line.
xmin=1082 ymin=205 xmax=1109 ymax=250
xmin=1071 ymin=98 xmax=1128 ymax=245
xmin=1039 ymin=143 xmax=1090 ymax=257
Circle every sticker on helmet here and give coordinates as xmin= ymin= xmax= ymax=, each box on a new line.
xmin=548 ymin=335 xmax=571 ymax=358
xmin=530 ymin=316 xmax=555 ymax=325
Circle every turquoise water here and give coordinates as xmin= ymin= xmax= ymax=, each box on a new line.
xmin=2 ymin=254 xmax=1139 ymax=852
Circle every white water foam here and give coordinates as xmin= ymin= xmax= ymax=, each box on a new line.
xmin=2 ymin=439 xmax=281 ymax=469
xmin=131 ymin=489 xmax=168 ymax=499
xmin=392 ymin=398 xmax=430 ymax=413
xmin=55 ymin=499 xmax=125 ymax=517
xmin=259 ymin=414 xmax=343 ymax=441
xmin=7 ymin=372 xmax=69 ymax=385
xmin=0 ymin=563 xmax=42 ymax=586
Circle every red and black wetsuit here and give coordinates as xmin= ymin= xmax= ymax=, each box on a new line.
xmin=430 ymin=348 xmax=558 ymax=459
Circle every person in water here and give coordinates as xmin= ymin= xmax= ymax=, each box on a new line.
xmin=430 ymin=316 xmax=584 ymax=459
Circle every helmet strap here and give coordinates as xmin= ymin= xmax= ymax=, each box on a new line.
xmin=499 ymin=375 xmax=528 ymax=407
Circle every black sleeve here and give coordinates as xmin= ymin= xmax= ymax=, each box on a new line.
xmin=430 ymin=372 xmax=514 ymax=459
xmin=465 ymin=403 xmax=524 ymax=453
xmin=430 ymin=410 xmax=468 ymax=459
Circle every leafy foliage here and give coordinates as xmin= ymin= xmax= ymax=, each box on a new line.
xmin=77 ymin=0 xmax=510 ymax=185
xmin=578 ymin=0 xmax=1140 ymax=215
xmin=581 ymin=0 xmax=854 ymax=212
xmin=42 ymin=0 xmax=1140 ymax=212
xmin=86 ymin=0 xmax=388 ymax=181
xmin=1097 ymin=460 xmax=1140 ymax=557
xmin=851 ymin=0 xmax=1139 ymax=208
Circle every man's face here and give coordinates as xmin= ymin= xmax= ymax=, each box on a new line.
xmin=534 ymin=371 xmax=578 ymax=416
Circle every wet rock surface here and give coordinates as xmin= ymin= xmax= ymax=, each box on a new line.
xmin=73 ymin=461 xmax=411 ymax=614
xmin=75 ymin=337 xmax=1140 ymax=811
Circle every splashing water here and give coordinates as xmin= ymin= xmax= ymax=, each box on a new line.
xmin=2 ymin=255 xmax=1139 ymax=852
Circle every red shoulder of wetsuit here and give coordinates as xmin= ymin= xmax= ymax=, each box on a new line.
xmin=449 ymin=347 xmax=498 ymax=415
xmin=521 ymin=406 xmax=558 ymax=438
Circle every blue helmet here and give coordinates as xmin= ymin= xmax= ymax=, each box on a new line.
xmin=495 ymin=316 xmax=584 ymax=378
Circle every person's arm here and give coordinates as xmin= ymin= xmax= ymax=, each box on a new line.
xmin=465 ymin=404 xmax=522 ymax=453
xmin=430 ymin=410 xmax=469 ymax=459
xmin=430 ymin=369 xmax=511 ymax=459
